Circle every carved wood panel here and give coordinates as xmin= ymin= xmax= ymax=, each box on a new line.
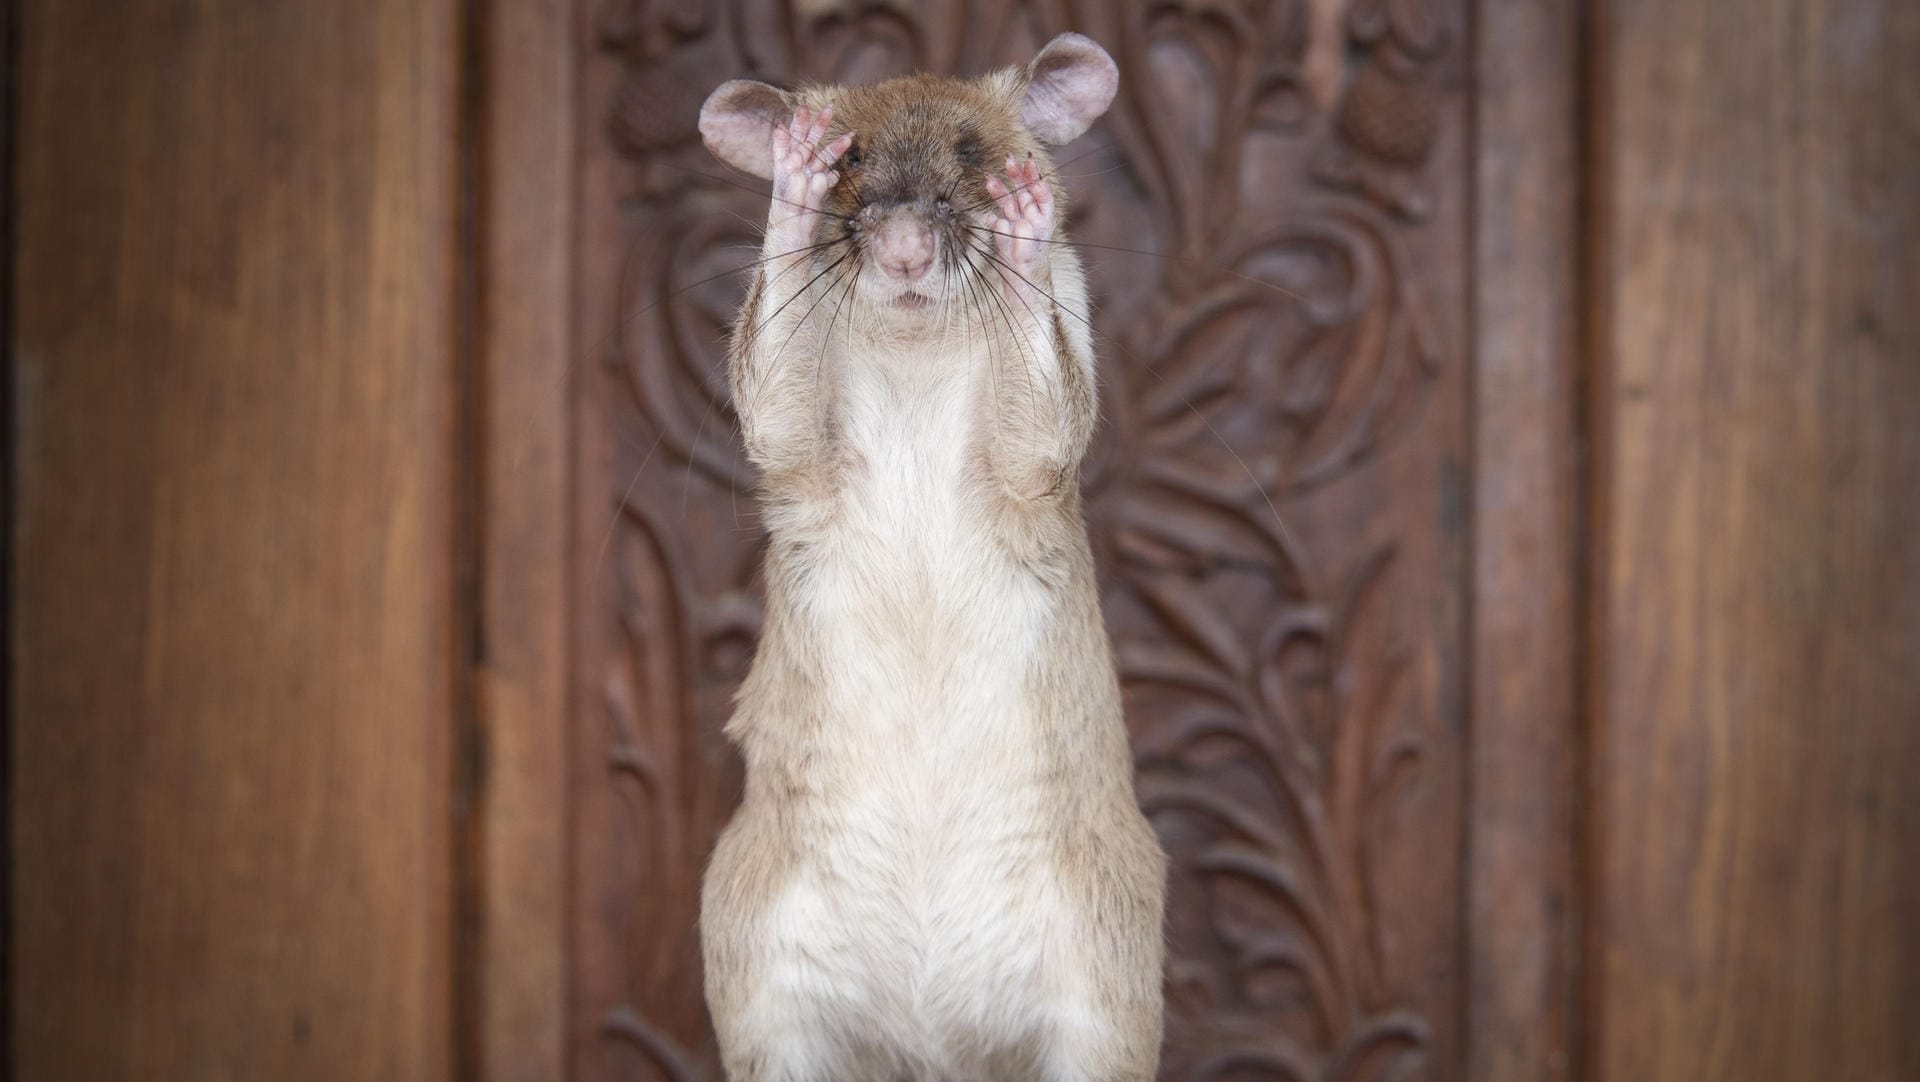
xmin=571 ymin=1 xmax=1466 ymax=1078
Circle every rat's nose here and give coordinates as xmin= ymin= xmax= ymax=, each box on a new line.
xmin=870 ymin=216 xmax=935 ymax=281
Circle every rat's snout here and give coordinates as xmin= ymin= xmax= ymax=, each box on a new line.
xmin=866 ymin=208 xmax=936 ymax=282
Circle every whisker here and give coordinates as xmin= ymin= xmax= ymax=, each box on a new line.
xmin=591 ymin=427 xmax=669 ymax=583
xmin=671 ymin=247 xmax=847 ymax=526
xmin=652 ymin=157 xmax=855 ymax=222
xmin=961 ymin=224 xmax=1312 ymax=306
xmin=748 ymin=254 xmax=857 ymax=420
xmin=1048 ymin=159 xmax=1130 ymax=182
xmin=955 ymin=255 xmax=1007 ymax=442
xmin=813 ymin=261 xmax=860 ymax=413
xmin=964 ymin=246 xmax=1048 ymax=431
xmin=954 ymin=143 xmax=1108 ymax=216
xmin=579 ymin=239 xmax=852 ymax=531
xmin=744 ymin=248 xmax=857 ymax=347
xmin=507 ymin=236 xmax=848 ymax=479
xmin=968 ymin=239 xmax=1304 ymax=563
xmin=682 ymin=386 xmax=716 ymax=519
xmin=674 ymin=242 xmax=851 ymax=470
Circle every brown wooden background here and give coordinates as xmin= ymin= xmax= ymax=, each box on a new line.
xmin=7 ymin=2 xmax=1917 ymax=1081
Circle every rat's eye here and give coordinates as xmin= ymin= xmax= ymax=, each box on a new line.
xmin=955 ymin=136 xmax=985 ymax=169
xmin=843 ymin=144 xmax=863 ymax=169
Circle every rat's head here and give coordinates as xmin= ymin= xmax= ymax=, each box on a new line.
xmin=698 ymin=34 xmax=1118 ymax=323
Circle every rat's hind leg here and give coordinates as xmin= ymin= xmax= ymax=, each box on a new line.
xmin=1033 ymin=823 xmax=1167 ymax=1082
xmin=713 ymin=977 xmax=907 ymax=1082
xmin=710 ymin=992 xmax=841 ymax=1082
xmin=707 ymin=916 xmax=864 ymax=1082
xmin=1027 ymin=938 xmax=1163 ymax=1082
xmin=705 ymin=830 xmax=885 ymax=1082
xmin=1036 ymin=1002 xmax=1160 ymax=1082
xmin=703 ymin=821 xmax=841 ymax=1082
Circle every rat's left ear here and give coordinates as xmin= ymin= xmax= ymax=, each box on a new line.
xmin=1021 ymin=33 xmax=1119 ymax=145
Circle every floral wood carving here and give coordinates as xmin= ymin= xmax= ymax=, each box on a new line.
xmin=577 ymin=1 xmax=1461 ymax=1079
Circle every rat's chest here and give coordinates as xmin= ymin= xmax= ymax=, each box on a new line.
xmin=795 ymin=368 xmax=1050 ymax=722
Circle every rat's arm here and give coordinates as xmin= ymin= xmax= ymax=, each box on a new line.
xmin=729 ymin=106 xmax=854 ymax=481
xmin=979 ymin=158 xmax=1098 ymax=503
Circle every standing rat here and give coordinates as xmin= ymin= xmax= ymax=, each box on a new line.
xmin=695 ymin=33 xmax=1166 ymax=1081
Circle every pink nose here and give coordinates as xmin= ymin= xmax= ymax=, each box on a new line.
xmin=871 ymin=217 xmax=935 ymax=280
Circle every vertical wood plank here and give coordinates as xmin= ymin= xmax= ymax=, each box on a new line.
xmin=10 ymin=2 xmax=459 ymax=1079
xmin=1591 ymin=2 xmax=1920 ymax=1080
xmin=1 ymin=0 xmax=18 ymax=1062
xmin=475 ymin=0 xmax=574 ymax=1078
xmin=1468 ymin=1 xmax=1581 ymax=1080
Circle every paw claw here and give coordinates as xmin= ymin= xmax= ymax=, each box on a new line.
xmin=767 ymin=104 xmax=851 ymax=255
xmin=988 ymin=156 xmax=1055 ymax=284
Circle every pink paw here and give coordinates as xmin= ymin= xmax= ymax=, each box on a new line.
xmin=984 ymin=156 xmax=1054 ymax=284
xmin=768 ymin=105 xmax=854 ymax=255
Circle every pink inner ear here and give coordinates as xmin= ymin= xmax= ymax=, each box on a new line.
xmin=700 ymin=81 xmax=790 ymax=179
xmin=1022 ymin=83 xmax=1076 ymax=143
xmin=706 ymin=110 xmax=774 ymax=177
xmin=1022 ymin=38 xmax=1118 ymax=145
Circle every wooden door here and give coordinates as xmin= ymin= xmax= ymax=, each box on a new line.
xmin=12 ymin=2 xmax=1917 ymax=1081
xmin=559 ymin=2 xmax=1490 ymax=1079
xmin=10 ymin=2 xmax=461 ymax=1079
xmin=1586 ymin=3 xmax=1920 ymax=1079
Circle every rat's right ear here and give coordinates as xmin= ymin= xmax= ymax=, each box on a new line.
xmin=700 ymin=79 xmax=793 ymax=179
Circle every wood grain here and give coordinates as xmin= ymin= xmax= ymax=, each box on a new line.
xmin=9 ymin=2 xmax=459 ymax=1079
xmin=1469 ymin=2 xmax=1581 ymax=1080
xmin=473 ymin=0 xmax=575 ymax=1080
xmin=1590 ymin=1 xmax=1920 ymax=1079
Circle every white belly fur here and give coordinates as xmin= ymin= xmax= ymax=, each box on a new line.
xmin=751 ymin=358 xmax=1087 ymax=1071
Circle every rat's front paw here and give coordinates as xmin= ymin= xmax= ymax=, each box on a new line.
xmin=985 ymin=156 xmax=1055 ymax=293
xmin=768 ymin=105 xmax=854 ymax=260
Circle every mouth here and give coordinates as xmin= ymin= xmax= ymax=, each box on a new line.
xmin=891 ymin=290 xmax=933 ymax=311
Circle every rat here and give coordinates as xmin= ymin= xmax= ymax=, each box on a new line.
xmin=695 ymin=33 xmax=1166 ymax=1082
